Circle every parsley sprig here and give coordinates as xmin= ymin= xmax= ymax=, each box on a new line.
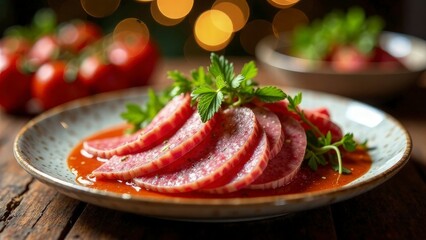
xmin=121 ymin=54 xmax=363 ymax=175
xmin=287 ymin=93 xmax=358 ymax=174
xmin=169 ymin=53 xmax=286 ymax=122
xmin=120 ymin=88 xmax=172 ymax=133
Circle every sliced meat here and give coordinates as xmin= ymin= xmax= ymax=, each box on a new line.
xmin=259 ymin=100 xmax=342 ymax=142
xmin=83 ymin=94 xmax=192 ymax=158
xmin=133 ymin=107 xmax=260 ymax=193
xmin=248 ymin=116 xmax=307 ymax=190
xmin=92 ymin=110 xmax=217 ymax=180
xmin=200 ymin=131 xmax=270 ymax=194
xmin=252 ymin=107 xmax=284 ymax=158
xmin=304 ymin=110 xmax=342 ymax=142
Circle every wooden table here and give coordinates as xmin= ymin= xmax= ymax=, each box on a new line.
xmin=1 ymin=58 xmax=426 ymax=239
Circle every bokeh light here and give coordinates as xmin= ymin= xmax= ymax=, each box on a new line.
xmin=156 ymin=0 xmax=194 ymax=20
xmin=212 ymin=0 xmax=249 ymax=32
xmin=150 ymin=1 xmax=184 ymax=26
xmin=80 ymin=0 xmax=121 ymax=18
xmin=113 ymin=18 xmax=150 ymax=42
xmin=53 ymin=0 xmax=311 ymax=54
xmin=194 ymin=10 xmax=234 ymax=51
xmin=272 ymin=8 xmax=308 ymax=36
xmin=112 ymin=18 xmax=150 ymax=59
xmin=267 ymin=0 xmax=300 ymax=9
xmin=240 ymin=20 xmax=273 ymax=55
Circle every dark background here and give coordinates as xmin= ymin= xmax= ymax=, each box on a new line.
xmin=1 ymin=0 xmax=425 ymax=57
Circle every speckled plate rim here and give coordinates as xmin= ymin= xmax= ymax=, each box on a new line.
xmin=13 ymin=87 xmax=412 ymax=220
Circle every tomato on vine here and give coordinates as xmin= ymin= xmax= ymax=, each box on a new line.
xmin=79 ymin=54 xmax=131 ymax=93
xmin=32 ymin=60 xmax=90 ymax=110
xmin=0 ymin=53 xmax=32 ymax=113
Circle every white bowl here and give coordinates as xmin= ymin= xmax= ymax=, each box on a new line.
xmin=256 ymin=32 xmax=426 ymax=100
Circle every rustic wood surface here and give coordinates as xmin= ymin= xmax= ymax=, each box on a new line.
xmin=1 ymin=58 xmax=426 ymax=239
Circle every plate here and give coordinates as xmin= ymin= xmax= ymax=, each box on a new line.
xmin=14 ymin=87 xmax=412 ymax=221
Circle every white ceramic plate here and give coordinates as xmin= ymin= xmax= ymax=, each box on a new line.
xmin=14 ymin=87 xmax=412 ymax=221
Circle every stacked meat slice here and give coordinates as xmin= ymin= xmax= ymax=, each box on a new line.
xmin=84 ymin=94 xmax=341 ymax=194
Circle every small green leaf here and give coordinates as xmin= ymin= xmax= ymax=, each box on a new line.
xmin=332 ymin=163 xmax=352 ymax=174
xmin=191 ymin=85 xmax=216 ymax=100
xmin=308 ymin=156 xmax=318 ymax=171
xmin=241 ymin=61 xmax=258 ymax=80
xmin=209 ymin=53 xmax=234 ymax=86
xmin=342 ymin=133 xmax=357 ymax=151
xmin=255 ymin=86 xmax=286 ymax=102
xmin=231 ymin=74 xmax=244 ymax=89
xmin=197 ymin=91 xmax=223 ymax=122
xmin=168 ymin=71 xmax=192 ymax=95
xmin=216 ymin=76 xmax=228 ymax=90
xmin=192 ymin=67 xmax=212 ymax=86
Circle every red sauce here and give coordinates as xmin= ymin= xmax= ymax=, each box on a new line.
xmin=67 ymin=125 xmax=372 ymax=199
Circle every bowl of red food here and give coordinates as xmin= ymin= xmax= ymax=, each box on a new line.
xmin=255 ymin=7 xmax=426 ymax=100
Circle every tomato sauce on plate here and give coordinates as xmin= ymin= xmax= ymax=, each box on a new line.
xmin=67 ymin=125 xmax=372 ymax=199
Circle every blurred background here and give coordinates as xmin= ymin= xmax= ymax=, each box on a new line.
xmin=1 ymin=0 xmax=425 ymax=57
xmin=1 ymin=0 xmax=426 ymax=114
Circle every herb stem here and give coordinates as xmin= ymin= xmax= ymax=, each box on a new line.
xmin=299 ymin=110 xmax=324 ymax=138
xmin=309 ymin=144 xmax=343 ymax=174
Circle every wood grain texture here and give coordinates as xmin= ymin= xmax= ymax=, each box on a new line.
xmin=331 ymin=162 xmax=426 ymax=240
xmin=65 ymin=205 xmax=336 ymax=240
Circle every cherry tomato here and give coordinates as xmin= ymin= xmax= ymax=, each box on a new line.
xmin=0 ymin=53 xmax=32 ymax=113
xmin=32 ymin=60 xmax=90 ymax=110
xmin=330 ymin=46 xmax=370 ymax=72
xmin=79 ymin=54 xmax=131 ymax=93
xmin=58 ymin=21 xmax=102 ymax=53
xmin=108 ymin=33 xmax=159 ymax=87
xmin=27 ymin=35 xmax=59 ymax=69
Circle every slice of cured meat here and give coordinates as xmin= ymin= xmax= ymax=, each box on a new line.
xmin=200 ymin=131 xmax=270 ymax=194
xmin=252 ymin=107 xmax=284 ymax=158
xmin=83 ymin=94 xmax=192 ymax=158
xmin=248 ymin=116 xmax=307 ymax=190
xmin=92 ymin=110 xmax=217 ymax=180
xmin=259 ymin=100 xmax=342 ymax=142
xmin=133 ymin=107 xmax=260 ymax=193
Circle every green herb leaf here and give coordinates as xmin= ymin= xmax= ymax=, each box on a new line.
xmin=231 ymin=74 xmax=244 ymax=89
xmin=197 ymin=91 xmax=223 ymax=123
xmin=255 ymin=86 xmax=286 ymax=102
xmin=121 ymin=88 xmax=172 ymax=133
xmin=240 ymin=61 xmax=258 ymax=80
xmin=287 ymin=93 xmax=362 ymax=174
xmin=209 ymin=54 xmax=234 ymax=86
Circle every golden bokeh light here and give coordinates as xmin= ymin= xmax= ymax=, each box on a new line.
xmin=113 ymin=18 xmax=150 ymax=58
xmin=80 ymin=0 xmax=121 ymax=18
xmin=156 ymin=0 xmax=194 ymax=20
xmin=150 ymin=1 xmax=184 ymax=26
xmin=272 ymin=8 xmax=308 ymax=36
xmin=213 ymin=0 xmax=249 ymax=32
xmin=194 ymin=10 xmax=234 ymax=51
xmin=267 ymin=0 xmax=300 ymax=9
xmin=240 ymin=20 xmax=273 ymax=55
xmin=113 ymin=18 xmax=150 ymax=41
